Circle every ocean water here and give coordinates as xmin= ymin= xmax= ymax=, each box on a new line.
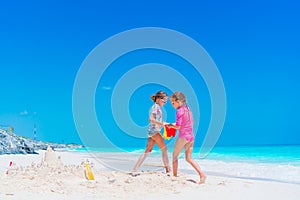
xmin=69 ymin=145 xmax=300 ymax=185
xmin=205 ymin=146 xmax=300 ymax=165
xmin=194 ymin=145 xmax=300 ymax=185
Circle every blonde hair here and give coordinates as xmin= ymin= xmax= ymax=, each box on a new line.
xmin=150 ymin=90 xmax=168 ymax=102
xmin=170 ymin=91 xmax=187 ymax=105
xmin=171 ymin=91 xmax=192 ymax=120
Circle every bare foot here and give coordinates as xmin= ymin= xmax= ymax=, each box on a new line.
xmin=165 ymin=166 xmax=171 ymax=173
xmin=199 ymin=176 xmax=206 ymax=184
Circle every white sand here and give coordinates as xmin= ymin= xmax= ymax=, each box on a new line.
xmin=0 ymin=149 xmax=300 ymax=200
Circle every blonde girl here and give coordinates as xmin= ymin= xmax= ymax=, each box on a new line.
xmin=169 ymin=91 xmax=206 ymax=184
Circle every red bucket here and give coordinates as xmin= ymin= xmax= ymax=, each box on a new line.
xmin=164 ymin=125 xmax=176 ymax=137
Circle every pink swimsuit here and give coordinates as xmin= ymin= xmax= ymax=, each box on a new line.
xmin=176 ymin=105 xmax=194 ymax=142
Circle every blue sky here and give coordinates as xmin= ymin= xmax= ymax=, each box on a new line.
xmin=0 ymin=0 xmax=300 ymax=147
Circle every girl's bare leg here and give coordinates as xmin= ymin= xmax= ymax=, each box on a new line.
xmin=172 ymin=138 xmax=187 ymax=176
xmin=152 ymin=133 xmax=170 ymax=173
xmin=185 ymin=142 xmax=206 ymax=184
xmin=132 ymin=138 xmax=155 ymax=172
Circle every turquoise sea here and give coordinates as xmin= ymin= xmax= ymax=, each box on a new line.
xmin=68 ymin=145 xmax=300 ymax=185
xmin=204 ymin=145 xmax=300 ymax=165
xmin=71 ymin=145 xmax=300 ymax=164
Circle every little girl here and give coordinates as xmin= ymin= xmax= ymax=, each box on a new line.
xmin=132 ymin=91 xmax=170 ymax=173
xmin=168 ymin=91 xmax=206 ymax=184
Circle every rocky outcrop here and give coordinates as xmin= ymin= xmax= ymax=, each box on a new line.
xmin=0 ymin=128 xmax=82 ymax=155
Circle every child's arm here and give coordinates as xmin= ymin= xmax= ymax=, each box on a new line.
xmin=167 ymin=124 xmax=180 ymax=129
xmin=169 ymin=109 xmax=183 ymax=130
xmin=149 ymin=114 xmax=165 ymax=126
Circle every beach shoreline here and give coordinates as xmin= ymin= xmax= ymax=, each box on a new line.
xmin=1 ymin=150 xmax=300 ymax=200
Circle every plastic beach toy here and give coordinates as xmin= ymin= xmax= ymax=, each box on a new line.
xmin=163 ymin=125 xmax=176 ymax=140
xmin=85 ymin=163 xmax=95 ymax=180
xmin=6 ymin=161 xmax=13 ymax=174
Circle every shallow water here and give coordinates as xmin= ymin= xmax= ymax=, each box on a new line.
xmin=68 ymin=145 xmax=300 ymax=185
